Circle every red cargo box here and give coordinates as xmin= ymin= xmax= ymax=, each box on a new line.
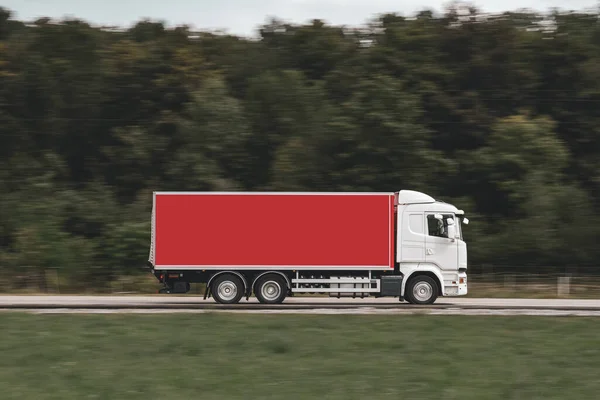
xmin=151 ymin=192 xmax=395 ymax=270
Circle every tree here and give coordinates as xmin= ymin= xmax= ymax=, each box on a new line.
xmin=468 ymin=113 xmax=568 ymax=217
xmin=1 ymin=6 xmax=600 ymax=285
xmin=273 ymin=75 xmax=450 ymax=193
xmin=164 ymin=77 xmax=252 ymax=190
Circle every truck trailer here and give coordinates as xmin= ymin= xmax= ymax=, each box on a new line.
xmin=147 ymin=190 xmax=469 ymax=305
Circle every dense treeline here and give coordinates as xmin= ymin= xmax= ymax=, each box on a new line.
xmin=1 ymin=5 xmax=599 ymax=289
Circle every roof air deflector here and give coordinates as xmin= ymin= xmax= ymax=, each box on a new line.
xmin=396 ymin=190 xmax=435 ymax=205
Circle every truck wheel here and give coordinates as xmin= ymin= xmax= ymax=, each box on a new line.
xmin=255 ymin=275 xmax=287 ymax=304
xmin=212 ymin=274 xmax=244 ymax=304
xmin=405 ymin=275 xmax=438 ymax=305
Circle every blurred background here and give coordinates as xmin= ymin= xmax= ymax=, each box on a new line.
xmin=0 ymin=1 xmax=599 ymax=296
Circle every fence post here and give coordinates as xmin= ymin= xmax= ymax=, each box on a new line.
xmin=55 ymin=269 xmax=61 ymax=294
xmin=557 ymin=275 xmax=571 ymax=297
xmin=45 ymin=269 xmax=60 ymax=294
xmin=504 ymin=274 xmax=515 ymax=291
xmin=482 ymin=264 xmax=493 ymax=285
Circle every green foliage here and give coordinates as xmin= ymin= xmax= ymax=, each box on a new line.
xmin=102 ymin=221 xmax=150 ymax=274
xmin=1 ymin=6 xmax=600 ymax=289
xmin=470 ymin=113 xmax=569 ymax=215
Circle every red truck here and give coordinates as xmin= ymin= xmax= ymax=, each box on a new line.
xmin=147 ymin=190 xmax=469 ymax=304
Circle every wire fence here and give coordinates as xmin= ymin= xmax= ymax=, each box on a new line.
xmin=466 ymin=265 xmax=600 ymax=298
xmin=1 ymin=265 xmax=599 ymax=298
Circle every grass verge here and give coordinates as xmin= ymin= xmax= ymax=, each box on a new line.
xmin=1 ymin=313 xmax=600 ymax=399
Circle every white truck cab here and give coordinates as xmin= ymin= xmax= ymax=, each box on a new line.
xmin=395 ymin=190 xmax=469 ymax=302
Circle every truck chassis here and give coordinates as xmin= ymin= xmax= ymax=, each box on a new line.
xmin=149 ymin=266 xmax=442 ymax=305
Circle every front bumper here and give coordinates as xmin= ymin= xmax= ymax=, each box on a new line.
xmin=443 ymin=273 xmax=468 ymax=296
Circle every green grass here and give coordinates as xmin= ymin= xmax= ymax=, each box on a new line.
xmin=1 ymin=314 xmax=600 ymax=399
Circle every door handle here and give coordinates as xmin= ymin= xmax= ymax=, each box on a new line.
xmin=426 ymin=248 xmax=434 ymax=255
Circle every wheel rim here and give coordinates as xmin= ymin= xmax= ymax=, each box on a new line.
xmin=217 ymin=280 xmax=238 ymax=301
xmin=261 ymin=280 xmax=281 ymax=301
xmin=413 ymin=281 xmax=434 ymax=302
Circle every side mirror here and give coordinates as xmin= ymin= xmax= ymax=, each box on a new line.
xmin=447 ymin=223 xmax=456 ymax=241
xmin=463 ymin=217 xmax=469 ymax=225
xmin=446 ymin=218 xmax=455 ymax=226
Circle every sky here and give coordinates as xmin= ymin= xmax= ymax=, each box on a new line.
xmin=3 ymin=0 xmax=598 ymax=37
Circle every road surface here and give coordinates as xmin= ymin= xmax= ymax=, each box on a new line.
xmin=1 ymin=295 xmax=600 ymax=315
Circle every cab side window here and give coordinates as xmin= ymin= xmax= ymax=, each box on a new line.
xmin=427 ymin=214 xmax=454 ymax=238
xmin=427 ymin=215 xmax=444 ymax=237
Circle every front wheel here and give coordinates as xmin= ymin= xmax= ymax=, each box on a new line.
xmin=405 ymin=275 xmax=438 ymax=305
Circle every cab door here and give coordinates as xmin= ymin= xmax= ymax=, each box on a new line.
xmin=424 ymin=213 xmax=458 ymax=271
xmin=399 ymin=210 xmax=427 ymax=262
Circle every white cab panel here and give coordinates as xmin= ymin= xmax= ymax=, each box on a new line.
xmin=398 ymin=207 xmax=426 ymax=262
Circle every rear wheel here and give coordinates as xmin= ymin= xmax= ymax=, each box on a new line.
xmin=255 ymin=274 xmax=287 ymax=304
xmin=212 ymin=274 xmax=244 ymax=304
xmin=405 ymin=275 xmax=438 ymax=305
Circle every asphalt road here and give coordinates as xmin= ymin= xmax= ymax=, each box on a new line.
xmin=1 ymin=295 xmax=600 ymax=315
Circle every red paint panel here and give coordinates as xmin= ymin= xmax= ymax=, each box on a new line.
xmin=390 ymin=195 xmax=395 ymax=268
xmin=154 ymin=193 xmax=393 ymax=268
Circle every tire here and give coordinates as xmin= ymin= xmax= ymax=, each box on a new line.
xmin=255 ymin=274 xmax=287 ymax=304
xmin=211 ymin=274 xmax=245 ymax=304
xmin=405 ymin=275 xmax=438 ymax=305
